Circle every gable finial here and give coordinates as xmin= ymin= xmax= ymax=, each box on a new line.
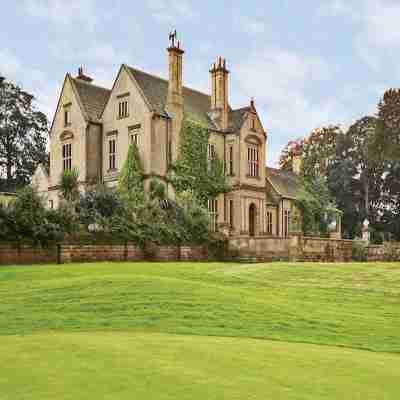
xmin=250 ymin=97 xmax=255 ymax=110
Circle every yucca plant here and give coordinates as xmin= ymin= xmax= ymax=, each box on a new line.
xmin=60 ymin=167 xmax=80 ymax=203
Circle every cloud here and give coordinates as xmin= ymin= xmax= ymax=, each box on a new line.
xmin=22 ymin=0 xmax=98 ymax=30
xmin=235 ymin=48 xmax=338 ymax=132
xmin=318 ymin=0 xmax=400 ymax=71
xmin=147 ymin=0 xmax=196 ymax=23
xmin=235 ymin=14 xmax=266 ymax=35
xmin=233 ymin=47 xmax=348 ymax=165
xmin=0 ymin=49 xmax=58 ymax=119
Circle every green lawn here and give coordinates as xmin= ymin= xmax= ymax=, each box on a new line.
xmin=1 ymin=261 xmax=400 ymax=399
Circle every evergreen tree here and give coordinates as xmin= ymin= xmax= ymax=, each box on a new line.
xmin=117 ymin=143 xmax=144 ymax=205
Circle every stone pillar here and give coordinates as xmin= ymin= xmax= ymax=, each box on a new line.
xmin=288 ymin=234 xmax=302 ymax=262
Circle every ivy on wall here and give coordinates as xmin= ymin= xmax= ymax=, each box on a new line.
xmin=169 ymin=118 xmax=230 ymax=206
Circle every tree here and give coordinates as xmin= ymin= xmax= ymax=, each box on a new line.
xmin=118 ymin=143 xmax=144 ymax=205
xmin=278 ymin=126 xmax=341 ymax=177
xmin=327 ymin=117 xmax=385 ymax=239
xmin=374 ymin=88 xmax=400 ymax=160
xmin=295 ymin=175 xmax=339 ymax=236
xmin=0 ymin=76 xmax=48 ymax=190
xmin=302 ymin=125 xmax=342 ymax=178
xmin=169 ymin=119 xmax=230 ymax=206
xmin=279 ymin=138 xmax=304 ymax=171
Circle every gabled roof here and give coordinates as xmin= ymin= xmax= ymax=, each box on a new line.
xmin=230 ymin=106 xmax=252 ymax=131
xmin=127 ymin=65 xmax=255 ymax=131
xmin=127 ymin=66 xmax=214 ymax=127
xmin=70 ymin=77 xmax=111 ymax=123
xmin=266 ymin=167 xmax=299 ymax=199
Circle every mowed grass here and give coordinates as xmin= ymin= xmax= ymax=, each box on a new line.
xmin=1 ymin=261 xmax=400 ymax=399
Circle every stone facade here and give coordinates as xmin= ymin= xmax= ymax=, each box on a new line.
xmin=32 ymin=33 xmax=304 ymax=239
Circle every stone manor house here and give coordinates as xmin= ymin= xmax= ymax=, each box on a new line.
xmin=32 ymin=33 xmax=302 ymax=238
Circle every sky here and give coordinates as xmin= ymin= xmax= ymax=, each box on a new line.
xmin=1 ymin=0 xmax=400 ymax=166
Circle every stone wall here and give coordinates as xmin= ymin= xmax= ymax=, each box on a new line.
xmin=295 ymin=236 xmax=353 ymax=262
xmin=228 ymin=236 xmax=291 ymax=261
xmin=228 ymin=235 xmax=355 ymax=262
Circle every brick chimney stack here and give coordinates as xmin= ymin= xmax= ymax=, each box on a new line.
xmin=210 ymin=57 xmax=229 ymax=130
xmin=167 ymin=30 xmax=184 ymax=109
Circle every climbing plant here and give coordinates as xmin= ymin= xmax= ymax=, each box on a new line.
xmin=169 ymin=119 xmax=230 ymax=206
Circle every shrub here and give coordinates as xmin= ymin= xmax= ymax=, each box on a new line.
xmin=2 ymin=187 xmax=76 ymax=246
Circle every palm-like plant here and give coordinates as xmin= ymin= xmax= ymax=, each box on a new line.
xmin=60 ymin=168 xmax=79 ymax=203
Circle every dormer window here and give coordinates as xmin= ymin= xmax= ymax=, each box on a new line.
xmin=118 ymin=99 xmax=129 ymax=119
xmin=251 ymin=118 xmax=256 ymax=131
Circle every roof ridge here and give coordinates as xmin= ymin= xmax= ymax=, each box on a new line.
xmin=127 ymin=64 xmax=210 ymax=99
xmin=71 ymin=77 xmax=111 ymax=92
xmin=232 ymin=106 xmax=251 ymax=111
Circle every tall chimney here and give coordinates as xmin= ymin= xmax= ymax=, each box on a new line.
xmin=166 ymin=31 xmax=185 ymax=164
xmin=167 ymin=31 xmax=184 ymax=109
xmin=210 ymin=57 xmax=229 ymax=130
xmin=76 ymin=66 xmax=93 ymax=83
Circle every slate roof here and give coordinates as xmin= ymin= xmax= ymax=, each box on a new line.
xmin=230 ymin=107 xmax=252 ymax=131
xmin=266 ymin=167 xmax=299 ymax=199
xmin=71 ymin=78 xmax=111 ymax=123
xmin=127 ymin=66 xmax=249 ymax=130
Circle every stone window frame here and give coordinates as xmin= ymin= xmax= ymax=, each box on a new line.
xmin=245 ymin=135 xmax=261 ymax=179
xmin=62 ymin=142 xmax=72 ymax=171
xmin=63 ymin=103 xmax=72 ymax=127
xmin=227 ymin=143 xmax=234 ymax=176
xmin=283 ymin=209 xmax=291 ymax=237
xmin=247 ymin=144 xmax=260 ymax=178
xmin=229 ymin=198 xmax=234 ymax=229
xmin=266 ymin=209 xmax=273 ymax=235
xmin=108 ymin=136 xmax=117 ymax=171
xmin=117 ymin=93 xmax=130 ymax=120
xmin=128 ymin=124 xmax=141 ymax=147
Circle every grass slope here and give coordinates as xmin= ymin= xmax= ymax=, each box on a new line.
xmin=1 ymin=262 xmax=400 ymax=399
xmin=2 ymin=332 xmax=399 ymax=400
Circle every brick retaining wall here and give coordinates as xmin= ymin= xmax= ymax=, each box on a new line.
xmin=0 ymin=243 xmax=57 ymax=265
xmin=0 ymin=242 xmax=208 ymax=265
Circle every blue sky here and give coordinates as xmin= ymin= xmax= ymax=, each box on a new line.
xmin=1 ymin=0 xmax=400 ymax=166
